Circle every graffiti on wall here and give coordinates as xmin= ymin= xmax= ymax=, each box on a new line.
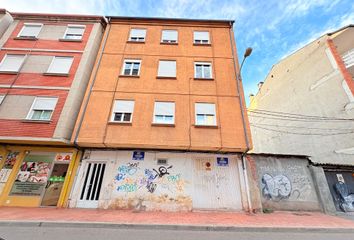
xmin=262 ymin=174 xmax=292 ymax=200
xmin=114 ymin=162 xmax=187 ymax=194
xmin=334 ymin=182 xmax=354 ymax=212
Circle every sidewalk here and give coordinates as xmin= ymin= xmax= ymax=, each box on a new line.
xmin=1 ymin=207 xmax=354 ymax=231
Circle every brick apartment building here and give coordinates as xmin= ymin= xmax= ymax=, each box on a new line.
xmin=69 ymin=17 xmax=252 ymax=211
xmin=0 ymin=10 xmax=106 ymax=207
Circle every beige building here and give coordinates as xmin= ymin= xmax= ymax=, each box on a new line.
xmin=249 ymin=25 xmax=354 ymax=213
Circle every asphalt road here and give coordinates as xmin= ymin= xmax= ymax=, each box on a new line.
xmin=0 ymin=225 xmax=354 ymax=240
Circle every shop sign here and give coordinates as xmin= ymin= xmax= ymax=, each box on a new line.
xmin=55 ymin=153 xmax=72 ymax=162
xmin=217 ymin=157 xmax=229 ymax=167
xmin=132 ymin=151 xmax=145 ymax=161
xmin=10 ymin=182 xmax=45 ymax=196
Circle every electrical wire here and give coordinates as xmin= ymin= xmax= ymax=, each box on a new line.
xmin=249 ymin=122 xmax=354 ymax=131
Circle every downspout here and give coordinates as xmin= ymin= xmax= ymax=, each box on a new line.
xmin=73 ymin=17 xmax=111 ymax=145
xmin=228 ymin=22 xmax=253 ymax=213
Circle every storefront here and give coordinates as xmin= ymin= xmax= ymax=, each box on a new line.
xmin=324 ymin=166 xmax=354 ymax=212
xmin=68 ymin=150 xmax=246 ymax=212
xmin=0 ymin=146 xmax=80 ymax=207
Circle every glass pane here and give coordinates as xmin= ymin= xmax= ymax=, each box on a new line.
xmin=124 ymin=62 xmax=132 ymax=75
xmin=154 ymin=115 xmax=164 ymax=123
xmin=196 ymin=114 xmax=205 ymax=125
xmin=31 ymin=110 xmax=42 ymax=120
xmin=114 ymin=112 xmax=123 ymax=121
xmin=123 ymin=113 xmax=132 ymax=122
xmin=65 ymin=34 xmax=82 ymax=39
xmin=132 ymin=63 xmax=140 ymax=75
xmin=206 ymin=115 xmax=215 ymax=125
xmin=203 ymin=66 xmax=211 ymax=78
xmin=40 ymin=110 xmax=52 ymax=120
xmin=164 ymin=115 xmax=174 ymax=123
xmin=195 ymin=65 xmax=202 ymax=78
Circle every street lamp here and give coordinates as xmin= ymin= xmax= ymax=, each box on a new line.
xmin=239 ymin=47 xmax=253 ymax=76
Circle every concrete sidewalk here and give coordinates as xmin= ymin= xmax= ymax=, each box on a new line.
xmin=0 ymin=207 xmax=354 ymax=231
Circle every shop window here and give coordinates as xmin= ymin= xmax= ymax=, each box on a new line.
xmin=195 ymin=103 xmax=217 ymax=126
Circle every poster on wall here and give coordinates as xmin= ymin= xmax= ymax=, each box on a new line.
xmin=0 ymin=152 xmax=20 ymax=183
xmin=10 ymin=153 xmax=54 ymax=196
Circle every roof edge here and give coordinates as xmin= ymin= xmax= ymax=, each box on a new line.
xmin=107 ymin=16 xmax=234 ymax=25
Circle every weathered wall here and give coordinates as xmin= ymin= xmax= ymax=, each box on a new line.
xmin=69 ymin=150 xmax=244 ymax=211
xmin=251 ymin=155 xmax=320 ymax=211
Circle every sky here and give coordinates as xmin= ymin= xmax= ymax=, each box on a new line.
xmin=1 ymin=0 xmax=354 ymax=105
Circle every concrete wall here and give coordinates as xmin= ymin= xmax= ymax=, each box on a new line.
xmin=69 ymin=150 xmax=245 ymax=211
xmin=250 ymin=155 xmax=320 ymax=211
xmin=0 ymin=95 xmax=34 ymax=119
xmin=249 ymin=32 xmax=354 ymax=165
xmin=0 ymin=11 xmax=13 ymax=39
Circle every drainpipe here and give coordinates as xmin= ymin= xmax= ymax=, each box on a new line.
xmin=228 ymin=22 xmax=253 ymax=213
xmin=74 ymin=17 xmax=112 ymax=145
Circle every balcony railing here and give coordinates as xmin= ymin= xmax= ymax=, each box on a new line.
xmin=342 ymin=48 xmax=354 ymax=68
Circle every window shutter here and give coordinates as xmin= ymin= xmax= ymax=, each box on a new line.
xmin=0 ymin=55 xmax=25 ymax=72
xmin=20 ymin=24 xmax=42 ymax=37
xmin=130 ymin=29 xmax=146 ymax=38
xmin=113 ymin=100 xmax=134 ymax=113
xmin=162 ymin=30 xmax=178 ymax=41
xmin=195 ymin=103 xmax=215 ymax=115
xmin=154 ymin=102 xmax=175 ymax=116
xmin=66 ymin=26 xmax=85 ymax=35
xmin=158 ymin=61 xmax=176 ymax=77
xmin=33 ymin=97 xmax=58 ymax=110
xmin=47 ymin=56 xmax=73 ymax=74
xmin=194 ymin=31 xmax=209 ymax=41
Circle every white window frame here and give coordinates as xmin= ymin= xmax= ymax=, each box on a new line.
xmin=195 ymin=103 xmax=217 ymax=126
xmin=194 ymin=62 xmax=213 ymax=79
xmin=63 ymin=24 xmax=86 ymax=40
xmin=0 ymin=54 xmax=26 ymax=72
xmin=0 ymin=95 xmax=4 ymax=105
xmin=111 ymin=100 xmax=135 ymax=123
xmin=26 ymin=97 xmax=58 ymax=121
xmin=17 ymin=23 xmax=43 ymax=38
xmin=121 ymin=59 xmax=142 ymax=76
xmin=194 ymin=31 xmax=210 ymax=44
xmin=161 ymin=30 xmax=178 ymax=43
xmin=46 ymin=56 xmax=74 ymax=74
xmin=129 ymin=28 xmax=146 ymax=42
xmin=153 ymin=101 xmax=175 ymax=125
xmin=157 ymin=60 xmax=176 ymax=77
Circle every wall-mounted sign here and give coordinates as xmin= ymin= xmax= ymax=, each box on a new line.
xmin=337 ymin=174 xmax=345 ymax=183
xmin=10 ymin=182 xmax=45 ymax=196
xmin=132 ymin=151 xmax=145 ymax=161
xmin=55 ymin=153 xmax=72 ymax=162
xmin=205 ymin=161 xmax=212 ymax=171
xmin=217 ymin=157 xmax=229 ymax=167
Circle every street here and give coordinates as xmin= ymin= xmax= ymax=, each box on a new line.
xmin=0 ymin=225 xmax=354 ymax=240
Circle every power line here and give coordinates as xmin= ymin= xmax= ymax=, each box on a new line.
xmin=250 ymin=124 xmax=354 ymax=136
xmin=248 ymin=113 xmax=354 ymax=123
xmin=248 ymin=109 xmax=354 ymax=121
xmin=249 ymin=122 xmax=354 ymax=131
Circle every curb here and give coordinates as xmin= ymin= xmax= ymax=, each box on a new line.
xmin=0 ymin=221 xmax=354 ymax=233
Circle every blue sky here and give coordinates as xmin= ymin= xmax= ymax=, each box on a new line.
xmin=1 ymin=0 xmax=354 ymax=105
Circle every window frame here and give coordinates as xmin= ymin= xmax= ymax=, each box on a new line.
xmin=128 ymin=28 xmax=147 ymax=42
xmin=153 ymin=101 xmax=175 ymax=125
xmin=62 ymin=24 xmax=86 ymax=40
xmin=26 ymin=97 xmax=58 ymax=121
xmin=17 ymin=23 xmax=43 ymax=38
xmin=0 ymin=54 xmax=26 ymax=73
xmin=110 ymin=99 xmax=135 ymax=123
xmin=193 ymin=31 xmax=210 ymax=45
xmin=0 ymin=95 xmax=4 ymax=105
xmin=195 ymin=102 xmax=217 ymax=126
xmin=157 ymin=60 xmax=177 ymax=78
xmin=194 ymin=62 xmax=213 ymax=79
xmin=46 ymin=56 xmax=74 ymax=75
xmin=161 ymin=29 xmax=178 ymax=44
xmin=121 ymin=59 xmax=142 ymax=76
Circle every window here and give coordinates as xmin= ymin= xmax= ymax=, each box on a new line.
xmin=122 ymin=60 xmax=141 ymax=76
xmin=63 ymin=25 xmax=85 ymax=40
xmin=195 ymin=103 xmax=216 ymax=126
xmin=158 ymin=60 xmax=176 ymax=77
xmin=111 ymin=100 xmax=134 ymax=122
xmin=18 ymin=23 xmax=42 ymax=38
xmin=27 ymin=97 xmax=58 ymax=121
xmin=0 ymin=54 xmax=26 ymax=72
xmin=153 ymin=102 xmax=175 ymax=124
xmin=46 ymin=56 xmax=73 ymax=74
xmin=161 ymin=30 xmax=178 ymax=43
xmin=194 ymin=62 xmax=212 ymax=79
xmin=0 ymin=95 xmax=4 ymax=105
xmin=194 ymin=31 xmax=210 ymax=44
xmin=129 ymin=29 xmax=146 ymax=42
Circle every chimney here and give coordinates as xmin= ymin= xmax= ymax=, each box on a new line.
xmin=249 ymin=93 xmax=254 ymax=103
xmin=257 ymin=82 xmax=264 ymax=91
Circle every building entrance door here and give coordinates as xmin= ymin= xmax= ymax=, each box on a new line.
xmin=77 ymin=161 xmax=106 ymax=208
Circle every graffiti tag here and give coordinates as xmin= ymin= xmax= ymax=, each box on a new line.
xmin=261 ymin=174 xmax=292 ymax=201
